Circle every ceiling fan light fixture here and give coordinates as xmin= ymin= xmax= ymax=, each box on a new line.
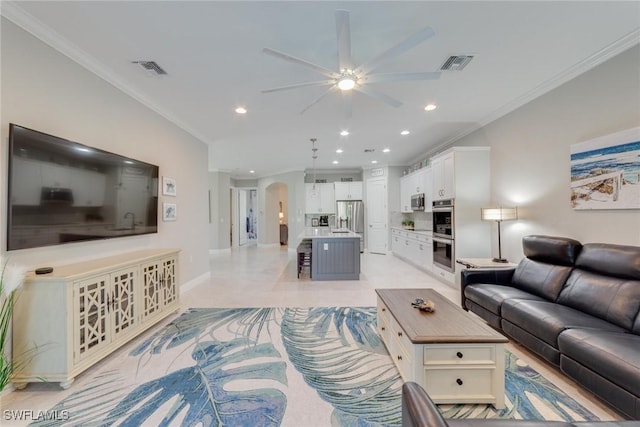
xmin=337 ymin=76 xmax=356 ymax=91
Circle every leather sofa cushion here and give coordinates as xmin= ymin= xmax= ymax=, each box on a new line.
xmin=501 ymin=300 xmax=626 ymax=347
xmin=558 ymin=269 xmax=640 ymax=331
xmin=512 ymin=258 xmax=574 ymax=301
xmin=558 ymin=329 xmax=640 ymax=397
xmin=575 ymin=243 xmax=640 ymax=280
xmin=464 ymin=284 xmax=545 ymax=315
xmin=522 ymin=235 xmax=582 ymax=266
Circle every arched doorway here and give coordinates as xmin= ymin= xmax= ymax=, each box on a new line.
xmin=265 ymin=182 xmax=288 ymax=246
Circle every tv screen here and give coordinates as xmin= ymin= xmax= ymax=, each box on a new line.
xmin=7 ymin=124 xmax=159 ymax=250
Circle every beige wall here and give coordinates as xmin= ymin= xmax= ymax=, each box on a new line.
xmin=448 ymin=45 xmax=640 ymax=261
xmin=1 ymin=19 xmax=210 ymax=284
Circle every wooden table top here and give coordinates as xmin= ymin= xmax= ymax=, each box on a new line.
xmin=376 ymin=288 xmax=508 ymax=344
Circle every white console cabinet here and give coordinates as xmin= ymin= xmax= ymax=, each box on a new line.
xmin=12 ymin=249 xmax=180 ymax=389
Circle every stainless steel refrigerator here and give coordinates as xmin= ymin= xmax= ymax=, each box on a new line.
xmin=335 ymin=200 xmax=365 ymax=252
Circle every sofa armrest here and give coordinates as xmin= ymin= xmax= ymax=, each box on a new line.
xmin=460 ymin=268 xmax=516 ymax=310
xmin=402 ymin=382 xmax=450 ymax=427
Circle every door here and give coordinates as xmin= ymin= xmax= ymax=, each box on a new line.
xmin=74 ymin=275 xmax=111 ymax=363
xmin=366 ymin=177 xmax=388 ymax=254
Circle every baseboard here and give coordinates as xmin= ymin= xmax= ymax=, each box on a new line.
xmin=209 ymin=248 xmax=231 ymax=254
xmin=180 ymin=271 xmax=211 ymax=293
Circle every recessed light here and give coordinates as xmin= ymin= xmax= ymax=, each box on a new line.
xmin=340 ymin=130 xmax=349 ymax=136
xmin=332 ymin=160 xmax=339 ymax=165
xmin=336 ymin=148 xmax=343 ymax=154
xmin=249 ymin=170 xmax=255 ymax=174
xmin=235 ymin=106 xmax=247 ymax=114
xmin=371 ymin=160 xmax=378 ymax=164
xmin=400 ymin=130 xmax=410 ymax=136
xmin=383 ymin=148 xmax=390 ymax=153
xmin=424 ymin=103 xmax=437 ymax=111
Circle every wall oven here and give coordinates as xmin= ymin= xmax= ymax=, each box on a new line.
xmin=432 ymin=199 xmax=454 ymax=239
xmin=433 ymin=236 xmax=455 ymax=272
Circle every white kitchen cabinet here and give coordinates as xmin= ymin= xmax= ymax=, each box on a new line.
xmin=391 ymin=228 xmax=432 ymax=272
xmin=10 ymin=158 xmax=42 ymax=205
xmin=334 ymin=181 xmax=363 ymax=200
xmin=400 ymin=168 xmax=432 ymax=212
xmin=431 ymin=152 xmax=455 ymax=200
xmin=12 ymin=249 xmax=180 ymax=389
xmin=305 ymin=183 xmax=335 ymax=214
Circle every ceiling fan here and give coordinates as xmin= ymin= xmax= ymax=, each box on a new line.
xmin=261 ymin=10 xmax=441 ymax=117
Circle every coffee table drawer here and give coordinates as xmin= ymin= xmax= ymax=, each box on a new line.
xmin=424 ymin=344 xmax=496 ymax=365
xmin=424 ymin=368 xmax=494 ymax=399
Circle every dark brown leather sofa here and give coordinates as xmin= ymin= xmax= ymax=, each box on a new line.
xmin=402 ymin=382 xmax=640 ymax=427
xmin=460 ymin=236 xmax=640 ymax=419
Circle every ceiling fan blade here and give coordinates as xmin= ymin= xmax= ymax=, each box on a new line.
xmin=299 ymin=86 xmax=336 ymax=115
xmin=263 ymin=47 xmax=336 ymax=78
xmin=261 ymin=80 xmax=335 ymax=93
xmin=363 ymin=71 xmax=441 ymax=84
xmin=342 ymin=90 xmax=352 ymax=119
xmin=355 ymin=26 xmax=435 ymax=76
xmin=336 ymin=10 xmax=352 ymax=71
xmin=354 ymin=85 xmax=402 ymax=108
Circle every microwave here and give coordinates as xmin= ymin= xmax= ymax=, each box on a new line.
xmin=411 ymin=193 xmax=425 ymax=211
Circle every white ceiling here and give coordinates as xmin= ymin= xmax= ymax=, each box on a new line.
xmin=3 ymin=1 xmax=640 ymax=179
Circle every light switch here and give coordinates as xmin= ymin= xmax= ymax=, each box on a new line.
xmin=323 ymin=243 xmax=329 ymax=250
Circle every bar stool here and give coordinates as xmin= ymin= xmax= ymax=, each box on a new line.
xmin=297 ymin=239 xmax=312 ymax=278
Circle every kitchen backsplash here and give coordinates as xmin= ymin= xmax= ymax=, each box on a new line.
xmin=391 ymin=211 xmax=433 ymax=230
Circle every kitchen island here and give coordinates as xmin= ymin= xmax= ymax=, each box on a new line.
xmin=299 ymin=228 xmax=361 ymax=280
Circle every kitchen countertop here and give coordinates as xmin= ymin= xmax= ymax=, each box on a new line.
xmin=299 ymin=228 xmax=361 ymax=239
xmin=391 ymin=227 xmax=433 ymax=236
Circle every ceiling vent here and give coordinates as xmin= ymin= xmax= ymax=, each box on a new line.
xmin=440 ymin=55 xmax=474 ymax=71
xmin=132 ymin=60 xmax=168 ymax=76
xmin=364 ymin=148 xmax=375 ymax=153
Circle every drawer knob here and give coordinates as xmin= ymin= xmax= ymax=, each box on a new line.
xmin=456 ymin=352 xmax=463 ymax=359
xmin=397 ymin=355 xmax=403 ymax=361
xmin=456 ymin=378 xmax=463 ymax=386
xmin=397 ymin=331 xmax=403 ymax=337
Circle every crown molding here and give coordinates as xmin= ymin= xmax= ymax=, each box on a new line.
xmin=426 ymin=28 xmax=640 ymax=157
xmin=1 ymin=1 xmax=212 ymax=146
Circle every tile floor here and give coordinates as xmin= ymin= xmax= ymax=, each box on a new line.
xmin=1 ymin=244 xmax=622 ymax=425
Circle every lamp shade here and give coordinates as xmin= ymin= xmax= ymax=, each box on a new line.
xmin=481 ymin=207 xmax=518 ymax=222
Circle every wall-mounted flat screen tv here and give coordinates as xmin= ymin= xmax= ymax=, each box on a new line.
xmin=7 ymin=124 xmax=159 ymax=251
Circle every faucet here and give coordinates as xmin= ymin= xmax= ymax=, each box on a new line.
xmin=124 ymin=212 xmax=135 ymax=230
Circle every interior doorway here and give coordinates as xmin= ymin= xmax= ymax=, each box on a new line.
xmin=265 ymin=182 xmax=288 ymax=246
xmin=231 ymin=188 xmax=258 ymax=248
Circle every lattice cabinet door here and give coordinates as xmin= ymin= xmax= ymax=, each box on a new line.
xmin=73 ymin=275 xmax=111 ymax=364
xmin=161 ymin=256 xmax=178 ymax=308
xmin=141 ymin=261 xmax=162 ymax=321
xmin=110 ymin=268 xmax=139 ymax=340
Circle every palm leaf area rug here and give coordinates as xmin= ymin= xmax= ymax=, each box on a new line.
xmin=32 ymin=307 xmax=598 ymax=427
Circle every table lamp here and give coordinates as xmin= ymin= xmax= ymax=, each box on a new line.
xmin=481 ymin=207 xmax=518 ymax=263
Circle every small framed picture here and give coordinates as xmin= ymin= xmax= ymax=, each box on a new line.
xmin=163 ymin=203 xmax=177 ymax=221
xmin=162 ymin=177 xmax=177 ymax=196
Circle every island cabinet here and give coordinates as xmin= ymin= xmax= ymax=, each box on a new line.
xmin=12 ymin=249 xmax=180 ymax=389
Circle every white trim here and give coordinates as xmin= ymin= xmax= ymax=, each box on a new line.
xmin=209 ymin=248 xmax=231 ymax=254
xmin=180 ymin=271 xmax=210 ymax=294
xmin=1 ymin=1 xmax=211 ymax=146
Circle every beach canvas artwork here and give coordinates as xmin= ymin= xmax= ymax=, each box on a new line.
xmin=570 ymin=127 xmax=640 ymax=210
